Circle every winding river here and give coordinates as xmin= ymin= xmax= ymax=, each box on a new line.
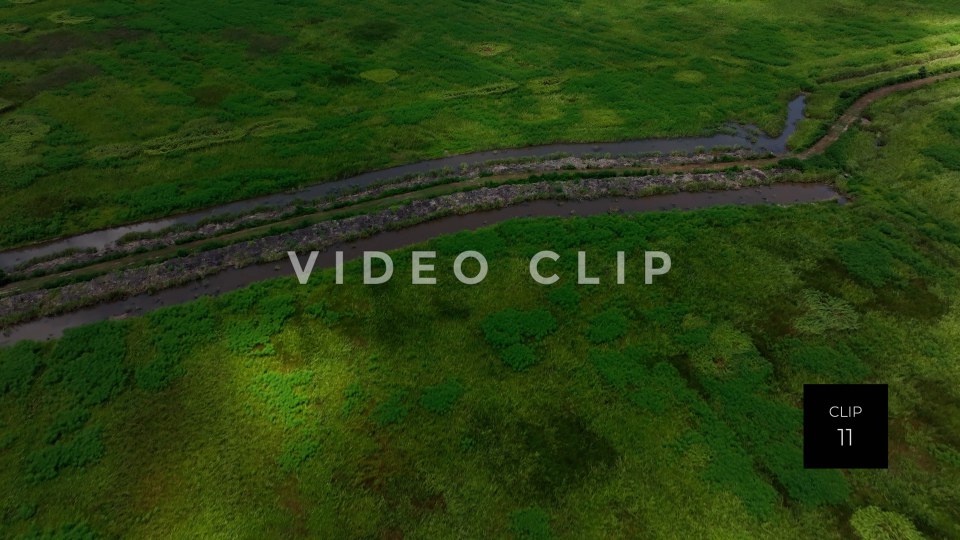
xmin=4 ymin=70 xmax=959 ymax=344
xmin=0 ymin=183 xmax=841 ymax=345
xmin=0 ymin=96 xmax=806 ymax=270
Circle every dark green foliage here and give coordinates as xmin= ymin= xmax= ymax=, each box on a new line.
xmin=836 ymin=239 xmax=900 ymax=287
xmin=372 ymin=390 xmax=409 ymax=426
xmin=19 ymin=522 xmax=99 ymax=540
xmin=13 ymin=502 xmax=38 ymax=522
xmin=136 ymin=300 xmax=216 ymax=391
xmin=499 ymin=344 xmax=538 ymax=371
xmin=922 ymin=144 xmax=960 ymax=170
xmin=510 ymin=507 xmax=553 ymax=540
xmin=698 ymin=352 xmax=850 ymax=507
xmin=25 ymin=426 xmax=104 ymax=482
xmin=420 ymin=379 xmax=464 ymax=414
xmin=589 ymin=347 xmax=780 ymax=516
xmin=782 ymin=341 xmax=869 ymax=380
xmin=46 ymin=322 xmax=129 ymax=406
xmin=481 ymin=309 xmax=556 ymax=370
xmin=586 ymin=308 xmax=628 ymax=344
xmin=470 ymin=411 xmax=618 ymax=501
xmin=0 ymin=341 xmax=42 ymax=397
xmin=44 ymin=408 xmax=91 ymax=445
xmin=778 ymin=157 xmax=806 ymax=170
xmin=304 ymin=301 xmax=342 ymax=325
xmin=546 ymin=283 xmax=580 ymax=310
xmin=341 ymin=382 xmax=368 ymax=416
xmin=482 ymin=309 xmax=557 ymax=349
xmin=278 ymin=425 xmax=323 ymax=473
xmin=225 ymin=290 xmax=296 ymax=354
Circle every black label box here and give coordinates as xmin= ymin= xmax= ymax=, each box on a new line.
xmin=803 ymin=384 xmax=888 ymax=469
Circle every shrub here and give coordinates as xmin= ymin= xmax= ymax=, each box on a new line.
xmin=420 ymin=380 xmax=464 ymax=414
xmin=278 ymin=425 xmax=323 ymax=473
xmin=509 ymin=507 xmax=553 ymax=540
xmin=136 ymin=301 xmax=216 ymax=391
xmin=481 ymin=309 xmax=557 ymax=370
xmin=372 ymin=390 xmax=409 ymax=426
xmin=547 ymin=284 xmax=580 ymax=310
xmin=0 ymin=341 xmax=42 ymax=397
xmin=481 ymin=309 xmax=557 ymax=349
xmin=225 ymin=292 xmax=296 ymax=354
xmin=44 ymin=408 xmax=91 ymax=445
xmin=586 ymin=308 xmax=628 ymax=344
xmin=47 ymin=322 xmax=129 ymax=405
xmin=26 ymin=426 xmax=104 ymax=482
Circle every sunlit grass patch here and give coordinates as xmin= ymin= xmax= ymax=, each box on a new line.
xmin=526 ymin=76 xmax=564 ymax=95
xmin=264 ymin=89 xmax=297 ymax=102
xmin=247 ymin=117 xmax=315 ymax=138
xmin=0 ymin=115 xmax=48 ymax=164
xmin=674 ymin=70 xmax=706 ymax=84
xmin=470 ymin=42 xmax=512 ymax=56
xmin=359 ymin=68 xmax=398 ymax=83
xmin=88 ymin=117 xmax=315 ymax=160
xmin=47 ymin=11 xmax=93 ymax=25
xmin=581 ymin=108 xmax=622 ymax=127
xmin=435 ymin=81 xmax=518 ymax=100
xmin=0 ymin=23 xmax=29 ymax=34
xmin=141 ymin=125 xmax=246 ymax=156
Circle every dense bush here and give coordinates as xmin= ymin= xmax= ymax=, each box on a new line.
xmin=546 ymin=283 xmax=580 ymax=310
xmin=0 ymin=341 xmax=42 ymax=397
xmin=25 ymin=426 xmax=104 ymax=482
xmin=136 ymin=300 xmax=216 ymax=391
xmin=586 ymin=308 xmax=628 ymax=344
xmin=225 ymin=291 xmax=296 ymax=354
xmin=509 ymin=507 xmax=553 ymax=540
xmin=372 ymin=390 xmax=410 ymax=426
xmin=46 ymin=322 xmax=130 ymax=406
xmin=420 ymin=379 xmax=464 ymax=414
xmin=481 ymin=309 xmax=556 ymax=370
xmin=44 ymin=408 xmax=91 ymax=445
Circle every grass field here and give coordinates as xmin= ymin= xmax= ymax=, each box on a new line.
xmin=1 ymin=0 xmax=960 ymax=248
xmin=2 ymin=76 xmax=959 ymax=538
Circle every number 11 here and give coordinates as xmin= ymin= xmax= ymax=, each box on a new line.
xmin=838 ymin=428 xmax=852 ymax=446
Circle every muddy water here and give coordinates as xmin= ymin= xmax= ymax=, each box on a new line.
xmin=0 ymin=96 xmax=805 ymax=270
xmin=0 ymin=183 xmax=840 ymax=345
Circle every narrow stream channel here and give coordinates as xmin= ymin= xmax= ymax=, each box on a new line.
xmin=0 ymin=96 xmax=805 ymax=270
xmin=0 ymin=182 xmax=840 ymax=345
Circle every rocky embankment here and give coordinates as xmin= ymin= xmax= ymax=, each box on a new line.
xmin=0 ymin=169 xmax=776 ymax=325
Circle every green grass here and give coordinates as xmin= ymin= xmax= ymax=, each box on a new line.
xmin=3 ymin=79 xmax=960 ymax=537
xmin=1 ymin=0 xmax=960 ymax=247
